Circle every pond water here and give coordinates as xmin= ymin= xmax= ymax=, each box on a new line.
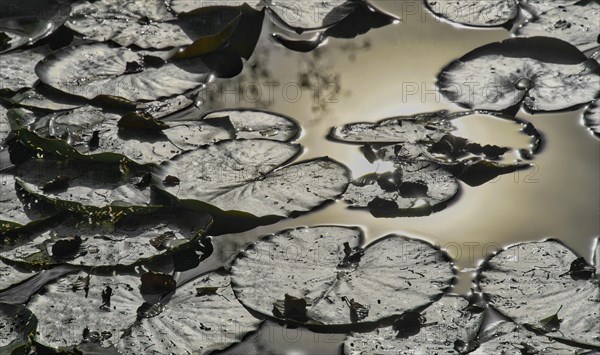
xmin=1 ymin=0 xmax=598 ymax=353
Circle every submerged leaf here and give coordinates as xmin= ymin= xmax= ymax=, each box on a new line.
xmin=231 ymin=226 xmax=454 ymax=325
xmin=516 ymin=1 xmax=600 ymax=52
xmin=344 ymin=296 xmax=483 ymax=354
xmin=477 ymin=239 xmax=600 ymax=347
xmin=35 ymin=43 xmax=211 ymax=102
xmin=27 ymin=271 xmax=261 ymax=353
xmin=438 ymin=37 xmax=600 ymax=112
xmin=153 ymin=139 xmax=349 ymax=218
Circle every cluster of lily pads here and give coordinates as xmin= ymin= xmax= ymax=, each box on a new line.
xmin=1 ymin=225 xmax=598 ymax=353
xmin=1 ymin=0 xmax=600 ymax=354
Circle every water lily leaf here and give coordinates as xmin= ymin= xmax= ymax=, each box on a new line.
xmin=472 ymin=321 xmax=589 ymax=354
xmin=7 ymin=84 xmax=85 ymax=111
xmin=14 ymin=158 xmax=158 ymax=220
xmin=65 ymin=0 xmax=193 ymax=49
xmin=0 ymin=210 xmax=212 ymax=267
xmin=438 ymin=37 xmax=600 ymax=112
xmin=153 ymin=139 xmax=350 ymax=218
xmin=344 ymin=161 xmax=459 ymax=217
xmin=0 ymin=302 xmax=37 ymax=354
xmin=167 ymin=0 xmax=262 ymax=15
xmin=1 ymin=173 xmax=57 ymax=235
xmin=201 ymin=109 xmax=300 ymax=142
xmin=35 ymin=43 xmax=211 ymax=102
xmin=584 ymin=99 xmax=599 ymax=137
xmin=424 ymin=0 xmax=519 ymax=27
xmin=267 ymin=0 xmax=354 ymax=31
xmin=135 ymin=95 xmax=194 ymax=119
xmin=516 ymin=1 xmax=600 ymax=52
xmin=520 ymin=0 xmax=581 ymax=17
xmin=231 ymin=226 xmax=455 ymax=326
xmin=0 ymin=0 xmax=70 ymax=54
xmin=330 ymin=111 xmax=453 ymax=145
xmin=344 ymin=295 xmax=483 ymax=354
xmin=0 ymin=259 xmax=35 ymax=291
xmin=424 ymin=0 xmax=579 ymax=28
xmin=477 ymin=239 xmax=600 ymax=347
xmin=27 ymin=271 xmax=261 ymax=353
xmin=0 ymin=47 xmax=50 ymax=93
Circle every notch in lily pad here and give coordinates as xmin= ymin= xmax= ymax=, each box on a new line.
xmin=438 ymin=37 xmax=600 ymax=113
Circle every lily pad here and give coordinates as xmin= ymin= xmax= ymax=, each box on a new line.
xmin=0 ymin=210 xmax=212 ymax=267
xmin=0 ymin=47 xmax=50 ymax=93
xmin=424 ymin=0 xmax=579 ymax=28
xmin=0 ymin=302 xmax=37 ymax=354
xmin=344 ymin=161 xmax=459 ymax=217
xmin=167 ymin=0 xmax=262 ymax=15
xmin=231 ymin=226 xmax=455 ymax=326
xmin=14 ymin=158 xmax=158 ymax=220
xmin=516 ymin=1 xmax=600 ymax=53
xmin=19 ymin=106 xmax=300 ymax=166
xmin=7 ymin=85 xmax=85 ymax=111
xmin=153 ymin=139 xmax=349 ymax=218
xmin=27 ymin=271 xmax=261 ymax=353
xmin=477 ymin=239 xmax=600 ymax=347
xmin=472 ymin=321 xmax=589 ymax=354
xmin=425 ymin=0 xmax=519 ymax=27
xmin=35 ymin=43 xmax=212 ymax=102
xmin=201 ymin=109 xmax=300 ymax=142
xmin=0 ymin=259 xmax=35 ymax=291
xmin=583 ymin=99 xmax=599 ymax=137
xmin=438 ymin=37 xmax=600 ymax=112
xmin=344 ymin=295 xmax=483 ymax=354
xmin=1 ymin=173 xmax=57 ymax=235
xmin=0 ymin=0 xmax=71 ymax=53
xmin=267 ymin=0 xmax=354 ymax=31
xmin=66 ymin=0 xmax=191 ymax=49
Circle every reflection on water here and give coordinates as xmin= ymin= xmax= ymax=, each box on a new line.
xmin=188 ymin=0 xmax=599 ymax=299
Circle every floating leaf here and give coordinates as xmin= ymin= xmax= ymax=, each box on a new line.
xmin=0 ymin=0 xmax=70 ymax=53
xmin=344 ymin=296 xmax=483 ymax=354
xmin=344 ymin=161 xmax=459 ymax=217
xmin=438 ymin=37 xmax=600 ymax=112
xmin=66 ymin=0 xmax=191 ymax=49
xmin=424 ymin=0 xmax=578 ymax=27
xmin=153 ymin=139 xmax=350 ymax=218
xmin=584 ymin=99 xmax=599 ymax=137
xmin=201 ymin=109 xmax=300 ymax=142
xmin=14 ymin=158 xmax=158 ymax=219
xmin=35 ymin=43 xmax=211 ymax=102
xmin=425 ymin=0 xmax=519 ymax=27
xmin=267 ymin=0 xmax=353 ymax=30
xmin=0 ymin=173 xmax=57 ymax=235
xmin=477 ymin=238 xmax=600 ymax=347
xmin=167 ymin=0 xmax=262 ymax=15
xmin=0 ymin=210 xmax=212 ymax=267
xmin=118 ymin=112 xmax=170 ymax=131
xmin=7 ymin=84 xmax=85 ymax=111
xmin=0 ymin=259 xmax=35 ymax=292
xmin=231 ymin=226 xmax=454 ymax=325
xmin=0 ymin=47 xmax=50 ymax=93
xmin=472 ymin=321 xmax=588 ymax=354
xmin=28 ymin=271 xmax=261 ymax=353
xmin=516 ymin=1 xmax=600 ymax=52
xmin=0 ymin=302 xmax=37 ymax=354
